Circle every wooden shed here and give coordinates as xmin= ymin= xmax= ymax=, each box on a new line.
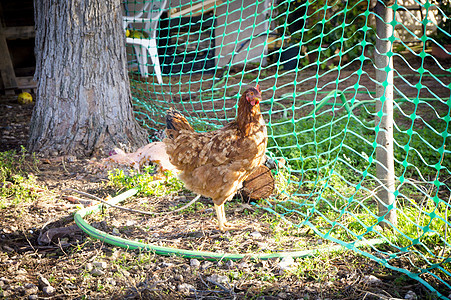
xmin=0 ymin=0 xmax=36 ymax=94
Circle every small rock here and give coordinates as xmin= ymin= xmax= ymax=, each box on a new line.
xmin=237 ymin=260 xmax=249 ymax=269
xmin=405 ymin=290 xmax=417 ymax=300
xmin=363 ymin=275 xmax=382 ymax=285
xmin=24 ymin=283 xmax=39 ymax=295
xmin=85 ymin=263 xmax=94 ymax=272
xmin=66 ymin=155 xmax=76 ymax=162
xmin=277 ymin=292 xmax=288 ymax=299
xmin=28 ymin=295 xmax=38 ymax=300
xmin=204 ymin=208 xmax=214 ymax=214
xmin=249 ymin=231 xmax=262 ymax=239
xmin=1 ymin=290 xmax=13 ymax=297
xmin=207 ymin=274 xmax=229 ymax=285
xmin=225 ymin=260 xmax=234 ymax=269
xmin=38 ymin=275 xmax=50 ymax=287
xmin=16 ymin=269 xmax=28 ymax=275
xmin=121 ymin=269 xmax=131 ymax=277
xmin=201 ymin=261 xmax=214 ymax=270
xmin=112 ymin=228 xmax=120 ymax=236
xmin=91 ymin=268 xmax=105 ymax=276
xmin=277 ymin=256 xmax=296 ymax=272
xmin=190 ymin=259 xmax=200 ymax=268
xmin=161 ymin=262 xmax=174 ymax=268
xmin=42 ymin=285 xmax=55 ymax=295
xmin=178 ymin=283 xmax=195 ymax=294
xmin=15 ymin=285 xmax=26 ymax=296
xmin=15 ymin=275 xmax=27 ymax=281
xmin=174 ymin=274 xmax=183 ymax=281
xmin=93 ymin=261 xmax=107 ymax=269
xmin=65 ymin=284 xmax=77 ymax=289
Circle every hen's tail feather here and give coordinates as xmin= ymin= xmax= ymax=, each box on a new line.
xmin=166 ymin=108 xmax=194 ymax=132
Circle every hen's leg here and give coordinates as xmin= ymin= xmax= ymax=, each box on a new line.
xmin=214 ymin=203 xmax=240 ymax=231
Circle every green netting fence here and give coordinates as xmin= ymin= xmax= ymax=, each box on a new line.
xmin=123 ymin=0 xmax=451 ymax=297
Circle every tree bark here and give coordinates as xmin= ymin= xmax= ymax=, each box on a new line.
xmin=29 ymin=0 xmax=147 ymax=157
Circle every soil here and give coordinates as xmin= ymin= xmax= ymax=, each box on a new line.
xmin=1 ymin=53 xmax=450 ymax=300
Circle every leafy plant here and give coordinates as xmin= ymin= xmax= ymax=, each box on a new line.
xmin=107 ymin=166 xmax=184 ymax=197
xmin=0 ymin=147 xmax=41 ymax=207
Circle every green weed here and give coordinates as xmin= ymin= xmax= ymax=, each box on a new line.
xmin=107 ymin=166 xmax=184 ymax=197
xmin=0 ymin=147 xmax=42 ymax=207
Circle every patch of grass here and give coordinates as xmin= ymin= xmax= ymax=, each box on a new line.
xmin=0 ymin=147 xmax=42 ymax=208
xmin=107 ymin=166 xmax=184 ymax=197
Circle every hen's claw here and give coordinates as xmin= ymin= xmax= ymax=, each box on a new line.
xmin=218 ymin=222 xmax=241 ymax=232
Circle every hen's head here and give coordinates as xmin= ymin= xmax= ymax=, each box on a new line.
xmin=244 ymin=85 xmax=262 ymax=106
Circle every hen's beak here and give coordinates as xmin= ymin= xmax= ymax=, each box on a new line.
xmin=250 ymin=96 xmax=261 ymax=106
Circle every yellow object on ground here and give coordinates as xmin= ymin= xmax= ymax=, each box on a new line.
xmin=17 ymin=92 xmax=33 ymax=105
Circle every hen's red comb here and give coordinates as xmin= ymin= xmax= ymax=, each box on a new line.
xmin=256 ymin=84 xmax=261 ymax=93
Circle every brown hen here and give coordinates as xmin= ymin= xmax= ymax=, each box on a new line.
xmin=164 ymin=85 xmax=267 ymax=231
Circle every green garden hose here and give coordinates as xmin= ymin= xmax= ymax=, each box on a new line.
xmin=74 ymin=188 xmax=384 ymax=261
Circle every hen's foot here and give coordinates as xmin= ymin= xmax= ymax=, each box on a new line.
xmin=218 ymin=222 xmax=241 ymax=232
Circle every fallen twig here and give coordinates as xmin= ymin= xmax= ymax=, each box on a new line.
xmin=63 ymin=188 xmax=201 ymax=216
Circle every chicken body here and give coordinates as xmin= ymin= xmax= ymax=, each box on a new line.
xmin=164 ymin=86 xmax=267 ymax=231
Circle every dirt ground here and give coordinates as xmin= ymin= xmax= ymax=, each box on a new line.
xmin=1 ymin=57 xmax=450 ymax=300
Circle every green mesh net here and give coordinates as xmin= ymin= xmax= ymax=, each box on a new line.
xmin=123 ymin=0 xmax=451 ymax=297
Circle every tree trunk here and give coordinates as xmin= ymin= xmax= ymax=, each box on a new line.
xmin=29 ymin=0 xmax=148 ymax=157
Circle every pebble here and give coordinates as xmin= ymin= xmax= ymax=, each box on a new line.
xmin=24 ymin=283 xmax=38 ymax=295
xmin=174 ymin=274 xmax=183 ymax=281
xmin=28 ymin=295 xmax=38 ymax=300
xmin=91 ymin=268 xmax=105 ymax=276
xmin=190 ymin=259 xmax=200 ymax=268
xmin=249 ymin=231 xmax=262 ymax=239
xmin=65 ymin=284 xmax=77 ymax=289
xmin=42 ymin=285 xmax=55 ymax=295
xmin=201 ymin=261 xmax=214 ymax=270
xmin=363 ymin=275 xmax=382 ymax=285
xmin=85 ymin=263 xmax=94 ymax=272
xmin=0 ymin=277 xmax=9 ymax=283
xmin=112 ymin=228 xmax=120 ymax=236
xmin=404 ymin=290 xmax=417 ymax=300
xmin=66 ymin=155 xmax=76 ymax=163
xmin=178 ymin=283 xmax=195 ymax=294
xmin=93 ymin=261 xmax=108 ymax=269
xmin=161 ymin=262 xmax=174 ymax=268
xmin=237 ymin=260 xmax=249 ymax=269
xmin=38 ymin=275 xmax=50 ymax=287
xmin=277 ymin=292 xmax=288 ymax=299
xmin=15 ymin=285 xmax=26 ymax=295
xmin=225 ymin=260 xmax=234 ymax=269
xmin=207 ymin=274 xmax=229 ymax=285
xmin=277 ymin=256 xmax=296 ymax=272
